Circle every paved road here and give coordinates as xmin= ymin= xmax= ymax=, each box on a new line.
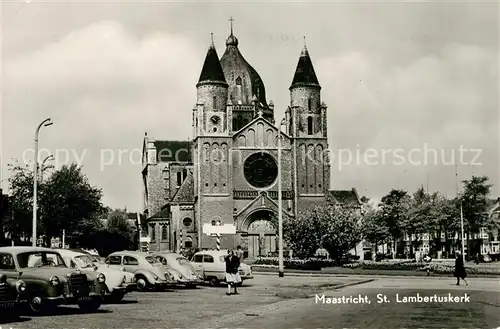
xmin=216 ymin=277 xmax=500 ymax=329
xmin=4 ymin=275 xmax=363 ymax=329
xmin=4 ymin=275 xmax=499 ymax=329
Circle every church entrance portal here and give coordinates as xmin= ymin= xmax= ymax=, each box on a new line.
xmin=244 ymin=210 xmax=277 ymax=259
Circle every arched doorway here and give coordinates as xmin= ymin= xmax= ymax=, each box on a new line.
xmin=243 ymin=210 xmax=277 ymax=259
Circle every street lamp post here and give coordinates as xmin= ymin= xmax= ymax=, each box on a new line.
xmin=33 ymin=118 xmax=53 ymax=247
xmin=460 ymin=201 xmax=465 ymax=263
xmin=41 ymin=154 xmax=54 ymax=182
xmin=278 ymin=118 xmax=286 ymax=278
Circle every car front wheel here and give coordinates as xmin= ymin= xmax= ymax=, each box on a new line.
xmin=109 ymin=290 xmax=126 ymax=303
xmin=29 ymin=296 xmax=50 ymax=314
xmin=135 ymin=276 xmax=148 ymax=292
xmin=78 ymin=299 xmax=102 ymax=313
xmin=209 ymin=277 xmax=219 ymax=287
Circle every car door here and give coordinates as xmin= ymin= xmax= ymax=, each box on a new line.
xmin=202 ymin=254 xmax=219 ymax=277
xmin=190 ymin=254 xmax=204 ymax=278
xmin=122 ymin=256 xmax=140 ymax=273
xmin=105 ymin=255 xmax=124 ymax=271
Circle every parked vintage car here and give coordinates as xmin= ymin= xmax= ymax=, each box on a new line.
xmin=57 ymin=249 xmax=136 ymax=302
xmin=152 ymin=252 xmax=203 ymax=288
xmin=105 ymin=251 xmax=170 ymax=291
xmin=190 ymin=250 xmax=253 ymax=286
xmin=0 ymin=271 xmax=27 ymax=322
xmin=0 ymin=247 xmax=107 ymax=313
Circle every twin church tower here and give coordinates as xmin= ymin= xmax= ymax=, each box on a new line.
xmin=141 ymin=20 xmax=360 ymax=258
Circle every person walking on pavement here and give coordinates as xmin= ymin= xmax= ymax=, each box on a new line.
xmin=454 ymin=252 xmax=468 ymax=286
xmin=224 ymin=250 xmax=241 ymax=295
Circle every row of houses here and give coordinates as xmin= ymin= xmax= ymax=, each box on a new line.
xmin=372 ymin=197 xmax=500 ymax=259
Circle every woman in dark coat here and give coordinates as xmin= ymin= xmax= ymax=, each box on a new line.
xmin=454 ymin=252 xmax=468 ymax=286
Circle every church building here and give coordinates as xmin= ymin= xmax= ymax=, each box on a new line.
xmin=141 ymin=23 xmax=361 ymax=258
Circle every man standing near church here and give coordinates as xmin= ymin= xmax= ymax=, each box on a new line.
xmin=235 ymin=245 xmax=244 ymax=262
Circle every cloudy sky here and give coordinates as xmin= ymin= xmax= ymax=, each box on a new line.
xmin=1 ymin=0 xmax=498 ymax=211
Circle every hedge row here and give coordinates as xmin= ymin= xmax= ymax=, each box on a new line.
xmin=419 ymin=263 xmax=500 ymax=275
xmin=253 ymin=258 xmax=500 ymax=275
xmin=253 ymin=257 xmax=337 ymax=270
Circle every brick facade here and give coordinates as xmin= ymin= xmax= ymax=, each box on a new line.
xmin=141 ymin=30 xmax=361 ymax=257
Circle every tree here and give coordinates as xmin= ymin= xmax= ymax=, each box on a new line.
xmin=460 ymin=176 xmax=492 ymax=257
xmin=320 ymin=205 xmax=364 ymax=261
xmin=430 ymin=193 xmax=460 ymax=257
xmin=405 ymin=187 xmax=434 ymax=256
xmin=282 ymin=207 xmax=326 ymax=259
xmin=90 ymin=210 xmax=135 ymax=256
xmin=4 ymin=162 xmax=35 ymax=243
xmin=38 ymin=164 xmax=105 ymax=245
xmin=378 ymin=189 xmax=411 ymax=257
xmin=363 ymin=208 xmax=389 ymax=256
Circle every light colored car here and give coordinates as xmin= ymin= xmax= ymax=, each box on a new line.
xmin=190 ymin=250 xmax=253 ymax=286
xmin=0 ymin=247 xmax=106 ymax=313
xmin=57 ymin=249 xmax=136 ymax=302
xmin=105 ymin=251 xmax=170 ymax=291
xmin=152 ymin=252 xmax=203 ymax=288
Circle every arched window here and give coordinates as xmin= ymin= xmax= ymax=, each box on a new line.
xmin=183 ymin=169 xmax=187 ymax=180
xmin=177 ymin=172 xmax=182 ymax=186
xmin=211 ymin=220 xmax=216 ymax=226
xmin=307 ymin=117 xmax=313 ymax=135
xmin=213 ymin=96 xmax=217 ymax=109
xmin=236 ymin=77 xmax=242 ymax=85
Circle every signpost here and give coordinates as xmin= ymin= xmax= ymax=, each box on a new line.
xmin=203 ymin=222 xmax=236 ymax=250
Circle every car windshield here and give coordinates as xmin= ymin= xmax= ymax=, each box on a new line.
xmin=177 ymin=257 xmax=189 ymax=265
xmin=17 ymin=252 xmax=67 ymax=269
xmin=74 ymin=255 xmax=96 ymax=268
xmin=145 ymin=256 xmax=160 ymax=264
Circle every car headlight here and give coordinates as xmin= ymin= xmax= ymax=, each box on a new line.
xmin=132 ymin=276 xmax=137 ymax=282
xmin=49 ymin=276 xmax=60 ymax=286
xmin=178 ymin=273 xmax=184 ymax=279
xmin=153 ymin=274 xmax=159 ymax=280
xmin=16 ymin=280 xmax=27 ymax=293
xmin=97 ymin=273 xmax=106 ymax=283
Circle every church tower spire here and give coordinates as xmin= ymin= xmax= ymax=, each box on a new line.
xmin=290 ymin=37 xmax=320 ymax=90
xmin=197 ymin=34 xmax=228 ymax=87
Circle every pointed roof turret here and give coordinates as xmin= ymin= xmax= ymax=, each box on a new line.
xmin=197 ymin=33 xmax=228 ymax=87
xmin=290 ymin=37 xmax=321 ymax=90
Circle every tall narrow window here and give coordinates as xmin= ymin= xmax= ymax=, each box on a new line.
xmin=183 ymin=169 xmax=187 ymax=180
xmin=177 ymin=172 xmax=182 ymax=186
xmin=236 ymin=77 xmax=242 ymax=102
xmin=307 ymin=117 xmax=313 ymax=135
xmin=161 ymin=225 xmax=168 ymax=240
xmin=213 ymin=96 xmax=216 ymax=109
xmin=308 ymin=98 xmax=312 ymax=112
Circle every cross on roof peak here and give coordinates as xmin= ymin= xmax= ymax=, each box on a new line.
xmin=229 ymin=16 xmax=235 ymax=35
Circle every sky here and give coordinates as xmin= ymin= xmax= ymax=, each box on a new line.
xmin=1 ymin=0 xmax=498 ymax=211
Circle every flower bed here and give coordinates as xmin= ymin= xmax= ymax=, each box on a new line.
xmin=342 ymin=260 xmax=421 ymax=270
xmin=253 ymin=257 xmax=337 ymax=270
xmin=419 ymin=263 xmax=500 ymax=275
xmin=253 ymin=257 xmax=500 ymax=275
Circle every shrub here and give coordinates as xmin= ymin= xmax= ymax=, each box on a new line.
xmin=253 ymin=257 xmax=337 ymax=270
xmin=419 ymin=263 xmax=500 ymax=275
xmin=342 ymin=260 xmax=421 ymax=270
